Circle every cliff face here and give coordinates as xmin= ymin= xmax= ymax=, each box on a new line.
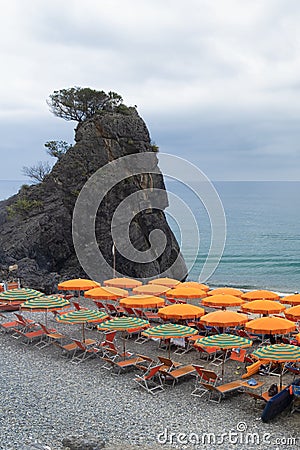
xmin=0 ymin=108 xmax=187 ymax=292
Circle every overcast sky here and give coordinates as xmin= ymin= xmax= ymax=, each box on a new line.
xmin=1 ymin=0 xmax=300 ymax=184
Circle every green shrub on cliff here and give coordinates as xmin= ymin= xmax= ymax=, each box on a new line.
xmin=45 ymin=140 xmax=72 ymax=159
xmin=6 ymin=198 xmax=43 ymax=219
xmin=47 ymin=87 xmax=123 ymax=122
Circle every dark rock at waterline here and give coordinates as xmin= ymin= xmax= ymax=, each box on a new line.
xmin=0 ymin=108 xmax=187 ymax=292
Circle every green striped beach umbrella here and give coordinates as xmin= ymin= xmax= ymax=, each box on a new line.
xmin=98 ymin=316 xmax=150 ymax=358
xmin=97 ymin=316 xmax=150 ymax=332
xmin=194 ymin=333 xmax=253 ymax=378
xmin=195 ymin=333 xmax=252 ymax=349
xmin=56 ymin=309 xmax=109 ymax=342
xmin=21 ymin=295 xmax=71 ymax=326
xmin=0 ymin=288 xmax=44 ymax=302
xmin=252 ymin=344 xmax=300 ymax=389
xmin=142 ymin=323 xmax=198 ymax=357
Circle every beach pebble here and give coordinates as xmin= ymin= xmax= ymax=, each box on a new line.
xmin=20 ymin=444 xmax=52 ymax=450
xmin=0 ymin=309 xmax=299 ymax=450
xmin=61 ymin=435 xmax=106 ymax=449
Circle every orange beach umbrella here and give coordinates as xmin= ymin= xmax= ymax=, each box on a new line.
xmin=284 ymin=305 xmax=300 ymax=321
xmin=201 ymin=294 xmax=244 ymax=309
xmin=58 ymin=279 xmax=100 ymax=291
xmin=245 ymin=316 xmax=296 ymax=335
xmin=207 ymin=288 xmax=243 ymax=297
xmin=180 ymin=282 xmax=210 ymax=292
xmin=132 ymin=284 xmax=170 ymax=296
xmin=148 ymin=277 xmax=181 ymax=288
xmin=158 ymin=304 xmax=205 ymax=320
xmin=241 ymin=300 xmax=285 ymax=315
xmin=242 ymin=290 xmax=280 ymax=301
xmin=84 ymin=286 xmax=128 ymax=301
xmin=119 ymin=295 xmax=165 ymax=309
xmin=103 ymin=278 xmax=142 ymax=289
xmin=280 ymin=294 xmax=300 ymax=305
xmin=200 ymin=310 xmax=248 ymax=328
xmin=165 ymin=286 xmax=207 ymax=300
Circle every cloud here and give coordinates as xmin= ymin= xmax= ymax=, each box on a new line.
xmin=1 ymin=0 xmax=300 ymax=181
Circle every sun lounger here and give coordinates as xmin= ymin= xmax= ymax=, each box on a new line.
xmin=245 ymin=391 xmax=270 ymax=409
xmin=14 ymin=313 xmax=37 ymax=330
xmin=195 ymin=322 xmax=209 ymax=335
xmin=101 ymin=356 xmax=145 ymax=374
xmin=99 ymin=348 xmax=120 ymax=369
xmin=13 ymin=328 xmax=47 ymax=347
xmin=122 ymin=306 xmax=136 ymax=317
xmin=166 ymin=297 xmax=186 ymax=305
xmin=200 ymin=380 xmax=243 ymax=403
xmin=37 ymin=323 xmax=66 ymax=346
xmin=142 ymin=310 xmax=162 ymax=322
xmin=265 ymin=362 xmax=288 ymax=378
xmin=285 ymin=363 xmax=300 ymax=380
xmin=237 ymin=329 xmax=262 ymax=342
xmin=53 ymin=340 xmax=82 ymax=359
xmin=134 ymin=354 xmax=156 ymax=371
xmin=134 ymin=364 xmax=165 ymax=394
xmin=194 ymin=344 xmax=218 ymax=361
xmin=158 ymin=356 xmax=182 ymax=371
xmin=134 ymin=331 xmax=149 ymax=344
xmin=160 ymin=364 xmax=196 ymax=386
xmin=98 ymin=330 xmax=132 ymax=353
xmin=104 ymin=303 xmax=123 ymax=316
xmin=191 ymin=366 xmax=220 ymax=397
xmin=290 ymin=384 xmax=300 ymax=414
xmin=0 ymin=316 xmax=23 ymax=334
xmin=174 ymin=335 xmax=203 ymax=355
xmin=210 ymin=349 xmax=230 ymax=367
xmin=93 ymin=300 xmax=107 ymax=312
xmin=71 ymin=340 xmax=101 ymax=364
xmin=229 ymin=348 xmax=247 ymax=363
xmin=98 ymin=331 xmax=131 ymax=356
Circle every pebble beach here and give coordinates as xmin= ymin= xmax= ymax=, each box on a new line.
xmin=0 ymin=306 xmax=299 ymax=450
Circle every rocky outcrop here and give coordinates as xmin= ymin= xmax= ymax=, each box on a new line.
xmin=0 ymin=108 xmax=187 ymax=292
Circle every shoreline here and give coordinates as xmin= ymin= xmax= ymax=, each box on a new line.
xmin=0 ymin=309 xmax=299 ymax=450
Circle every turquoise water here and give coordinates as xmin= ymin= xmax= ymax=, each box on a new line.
xmin=165 ymin=181 xmax=300 ymax=294
xmin=1 ymin=179 xmax=299 ymax=294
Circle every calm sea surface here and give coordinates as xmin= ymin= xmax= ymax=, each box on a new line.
xmin=1 ymin=180 xmax=299 ymax=294
xmin=165 ymin=180 xmax=300 ymax=294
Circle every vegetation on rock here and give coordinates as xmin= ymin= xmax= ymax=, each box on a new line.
xmin=45 ymin=140 xmax=72 ymax=159
xmin=6 ymin=198 xmax=42 ymax=218
xmin=47 ymin=87 xmax=123 ymax=122
xmin=22 ymin=161 xmax=52 ymax=183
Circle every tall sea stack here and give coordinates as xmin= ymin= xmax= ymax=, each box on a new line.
xmin=0 ymin=107 xmax=187 ymax=292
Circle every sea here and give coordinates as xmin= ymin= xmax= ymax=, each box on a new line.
xmin=165 ymin=180 xmax=300 ymax=295
xmin=1 ymin=179 xmax=299 ymax=295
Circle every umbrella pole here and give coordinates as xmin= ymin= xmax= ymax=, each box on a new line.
xmin=168 ymin=339 xmax=171 ymax=359
xmin=280 ymin=363 xmax=283 ymax=391
xmin=222 ymin=350 xmax=225 ymax=380
xmin=122 ymin=332 xmax=126 ymax=360
xmin=82 ymin=323 xmax=85 ymax=343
